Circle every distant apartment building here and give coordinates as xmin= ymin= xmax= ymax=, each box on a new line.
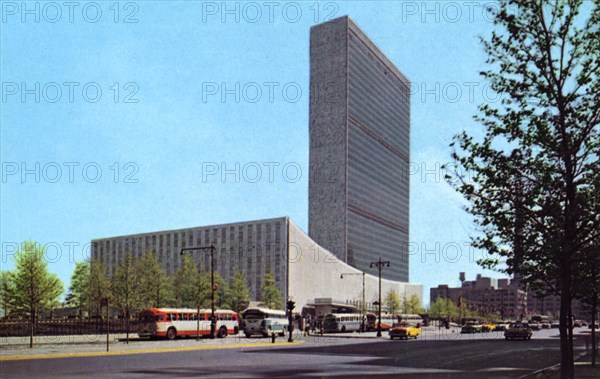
xmin=430 ymin=274 xmax=527 ymax=320
xmin=431 ymin=273 xmax=598 ymax=321
xmin=308 ymin=16 xmax=411 ymax=282
xmin=528 ymin=291 xmax=595 ymax=321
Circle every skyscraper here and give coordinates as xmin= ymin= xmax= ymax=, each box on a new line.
xmin=308 ymin=16 xmax=410 ymax=282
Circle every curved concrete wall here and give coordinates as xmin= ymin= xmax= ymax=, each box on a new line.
xmin=288 ymin=220 xmax=421 ymax=313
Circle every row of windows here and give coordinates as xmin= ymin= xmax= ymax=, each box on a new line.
xmin=348 ymin=33 xmax=410 ymax=153
xmin=348 ymin=213 xmax=409 ymax=282
xmin=161 ymin=312 xmax=237 ymax=322
xmin=92 ymin=221 xmax=288 ymax=297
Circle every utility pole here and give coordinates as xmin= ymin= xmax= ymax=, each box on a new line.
xmin=370 ymin=257 xmax=390 ymax=337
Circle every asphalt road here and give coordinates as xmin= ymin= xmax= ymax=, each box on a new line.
xmin=0 ymin=329 xmax=591 ymax=378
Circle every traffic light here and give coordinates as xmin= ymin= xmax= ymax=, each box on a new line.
xmin=287 ymin=300 xmax=296 ymax=312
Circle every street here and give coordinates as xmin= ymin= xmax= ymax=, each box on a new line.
xmin=1 ymin=328 xmax=594 ymax=378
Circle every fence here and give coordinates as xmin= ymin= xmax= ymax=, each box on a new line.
xmin=0 ymin=319 xmax=141 ymax=337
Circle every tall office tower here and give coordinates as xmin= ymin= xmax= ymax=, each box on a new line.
xmin=308 ymin=16 xmax=410 ymax=282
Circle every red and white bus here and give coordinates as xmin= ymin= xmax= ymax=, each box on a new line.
xmin=138 ymin=308 xmax=239 ymax=340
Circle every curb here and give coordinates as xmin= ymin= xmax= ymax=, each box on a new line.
xmin=0 ymin=340 xmax=303 ymax=361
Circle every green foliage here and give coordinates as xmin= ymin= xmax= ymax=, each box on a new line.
xmin=111 ymin=252 xmax=141 ymax=319
xmin=384 ymin=290 xmax=401 ymax=315
xmin=0 ymin=271 xmax=16 ymax=318
xmin=137 ymin=252 xmax=173 ymax=308
xmin=228 ymin=270 xmax=250 ymax=314
xmin=213 ymin=272 xmax=229 ymax=309
xmin=403 ymin=294 xmax=424 ymax=314
xmin=88 ymin=259 xmax=111 ymax=317
xmin=428 ymin=297 xmax=459 ymax=321
xmin=173 ymin=255 xmax=202 ymax=308
xmin=12 ymin=241 xmax=63 ymax=316
xmin=260 ymin=273 xmax=283 ymax=310
xmin=447 ymin=1 xmax=598 ymax=375
xmin=67 ymin=261 xmax=90 ymax=316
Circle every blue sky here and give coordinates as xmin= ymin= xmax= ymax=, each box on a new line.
xmin=1 ymin=1 xmax=512 ymax=305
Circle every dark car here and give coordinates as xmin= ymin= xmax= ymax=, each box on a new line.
xmin=461 ymin=322 xmax=482 ymax=334
xmin=505 ymin=322 xmax=532 ymax=340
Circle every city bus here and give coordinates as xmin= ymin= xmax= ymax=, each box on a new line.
xmin=240 ymin=307 xmax=288 ymax=337
xmin=323 ymin=313 xmax=363 ymax=333
xmin=138 ymin=308 xmax=239 ymax=340
xmin=371 ymin=314 xmax=423 ymax=331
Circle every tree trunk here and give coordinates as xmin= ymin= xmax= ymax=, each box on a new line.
xmin=592 ymin=300 xmax=597 ymax=368
xmin=559 ymin=270 xmax=574 ymax=379
xmin=29 ymin=308 xmax=35 ymax=349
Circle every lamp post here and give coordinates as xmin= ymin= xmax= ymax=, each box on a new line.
xmin=181 ymin=245 xmax=217 ymax=339
xmin=341 ymin=272 xmax=366 ymax=332
xmin=370 ymin=257 xmax=390 ymax=337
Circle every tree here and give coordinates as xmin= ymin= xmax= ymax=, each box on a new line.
xmin=0 ymin=271 xmax=16 ymax=318
xmin=213 ymin=272 xmax=229 ymax=309
xmin=384 ymin=290 xmax=401 ymax=315
xmin=227 ymin=270 xmax=250 ymax=314
xmin=428 ymin=297 xmax=459 ymax=322
xmin=67 ymin=261 xmax=90 ymax=318
xmin=173 ymin=255 xmax=201 ymax=308
xmin=447 ymin=1 xmax=598 ymax=377
xmin=403 ymin=294 xmax=424 ymax=314
xmin=88 ymin=259 xmax=111 ymax=318
xmin=112 ymin=252 xmax=141 ymax=319
xmin=137 ymin=252 xmax=172 ymax=308
xmin=260 ymin=273 xmax=283 ymax=309
xmin=12 ymin=241 xmax=63 ymax=348
xmin=112 ymin=252 xmax=141 ymax=342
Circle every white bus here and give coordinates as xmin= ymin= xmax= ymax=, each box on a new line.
xmin=323 ymin=313 xmax=363 ymax=333
xmin=241 ymin=307 xmax=288 ymax=338
xmin=138 ymin=308 xmax=239 ymax=340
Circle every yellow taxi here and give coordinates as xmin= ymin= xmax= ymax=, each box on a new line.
xmin=389 ymin=321 xmax=421 ymax=340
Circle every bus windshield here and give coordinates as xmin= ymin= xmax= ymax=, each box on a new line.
xmin=242 ymin=310 xmax=265 ymax=320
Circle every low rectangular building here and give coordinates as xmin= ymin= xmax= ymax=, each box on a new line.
xmin=92 ymin=217 xmax=422 ymax=312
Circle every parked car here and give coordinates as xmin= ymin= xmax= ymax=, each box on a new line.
xmin=551 ymin=321 xmax=560 ymax=328
xmin=541 ymin=322 xmax=551 ymax=329
xmin=482 ymin=323 xmax=496 ymax=332
xmin=494 ymin=322 xmax=509 ymax=332
xmin=589 ymin=322 xmax=599 ymax=329
xmin=505 ymin=322 xmax=533 ymax=340
xmin=461 ymin=322 xmax=483 ymax=334
xmin=389 ymin=321 xmax=421 ymax=340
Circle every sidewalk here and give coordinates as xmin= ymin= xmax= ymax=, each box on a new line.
xmin=523 ymin=355 xmax=600 ymax=379
xmin=0 ymin=333 xmax=299 ymax=359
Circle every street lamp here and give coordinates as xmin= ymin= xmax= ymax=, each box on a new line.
xmin=341 ymin=272 xmax=366 ymax=332
xmin=181 ymin=245 xmax=217 ymax=339
xmin=370 ymin=257 xmax=390 ymax=337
